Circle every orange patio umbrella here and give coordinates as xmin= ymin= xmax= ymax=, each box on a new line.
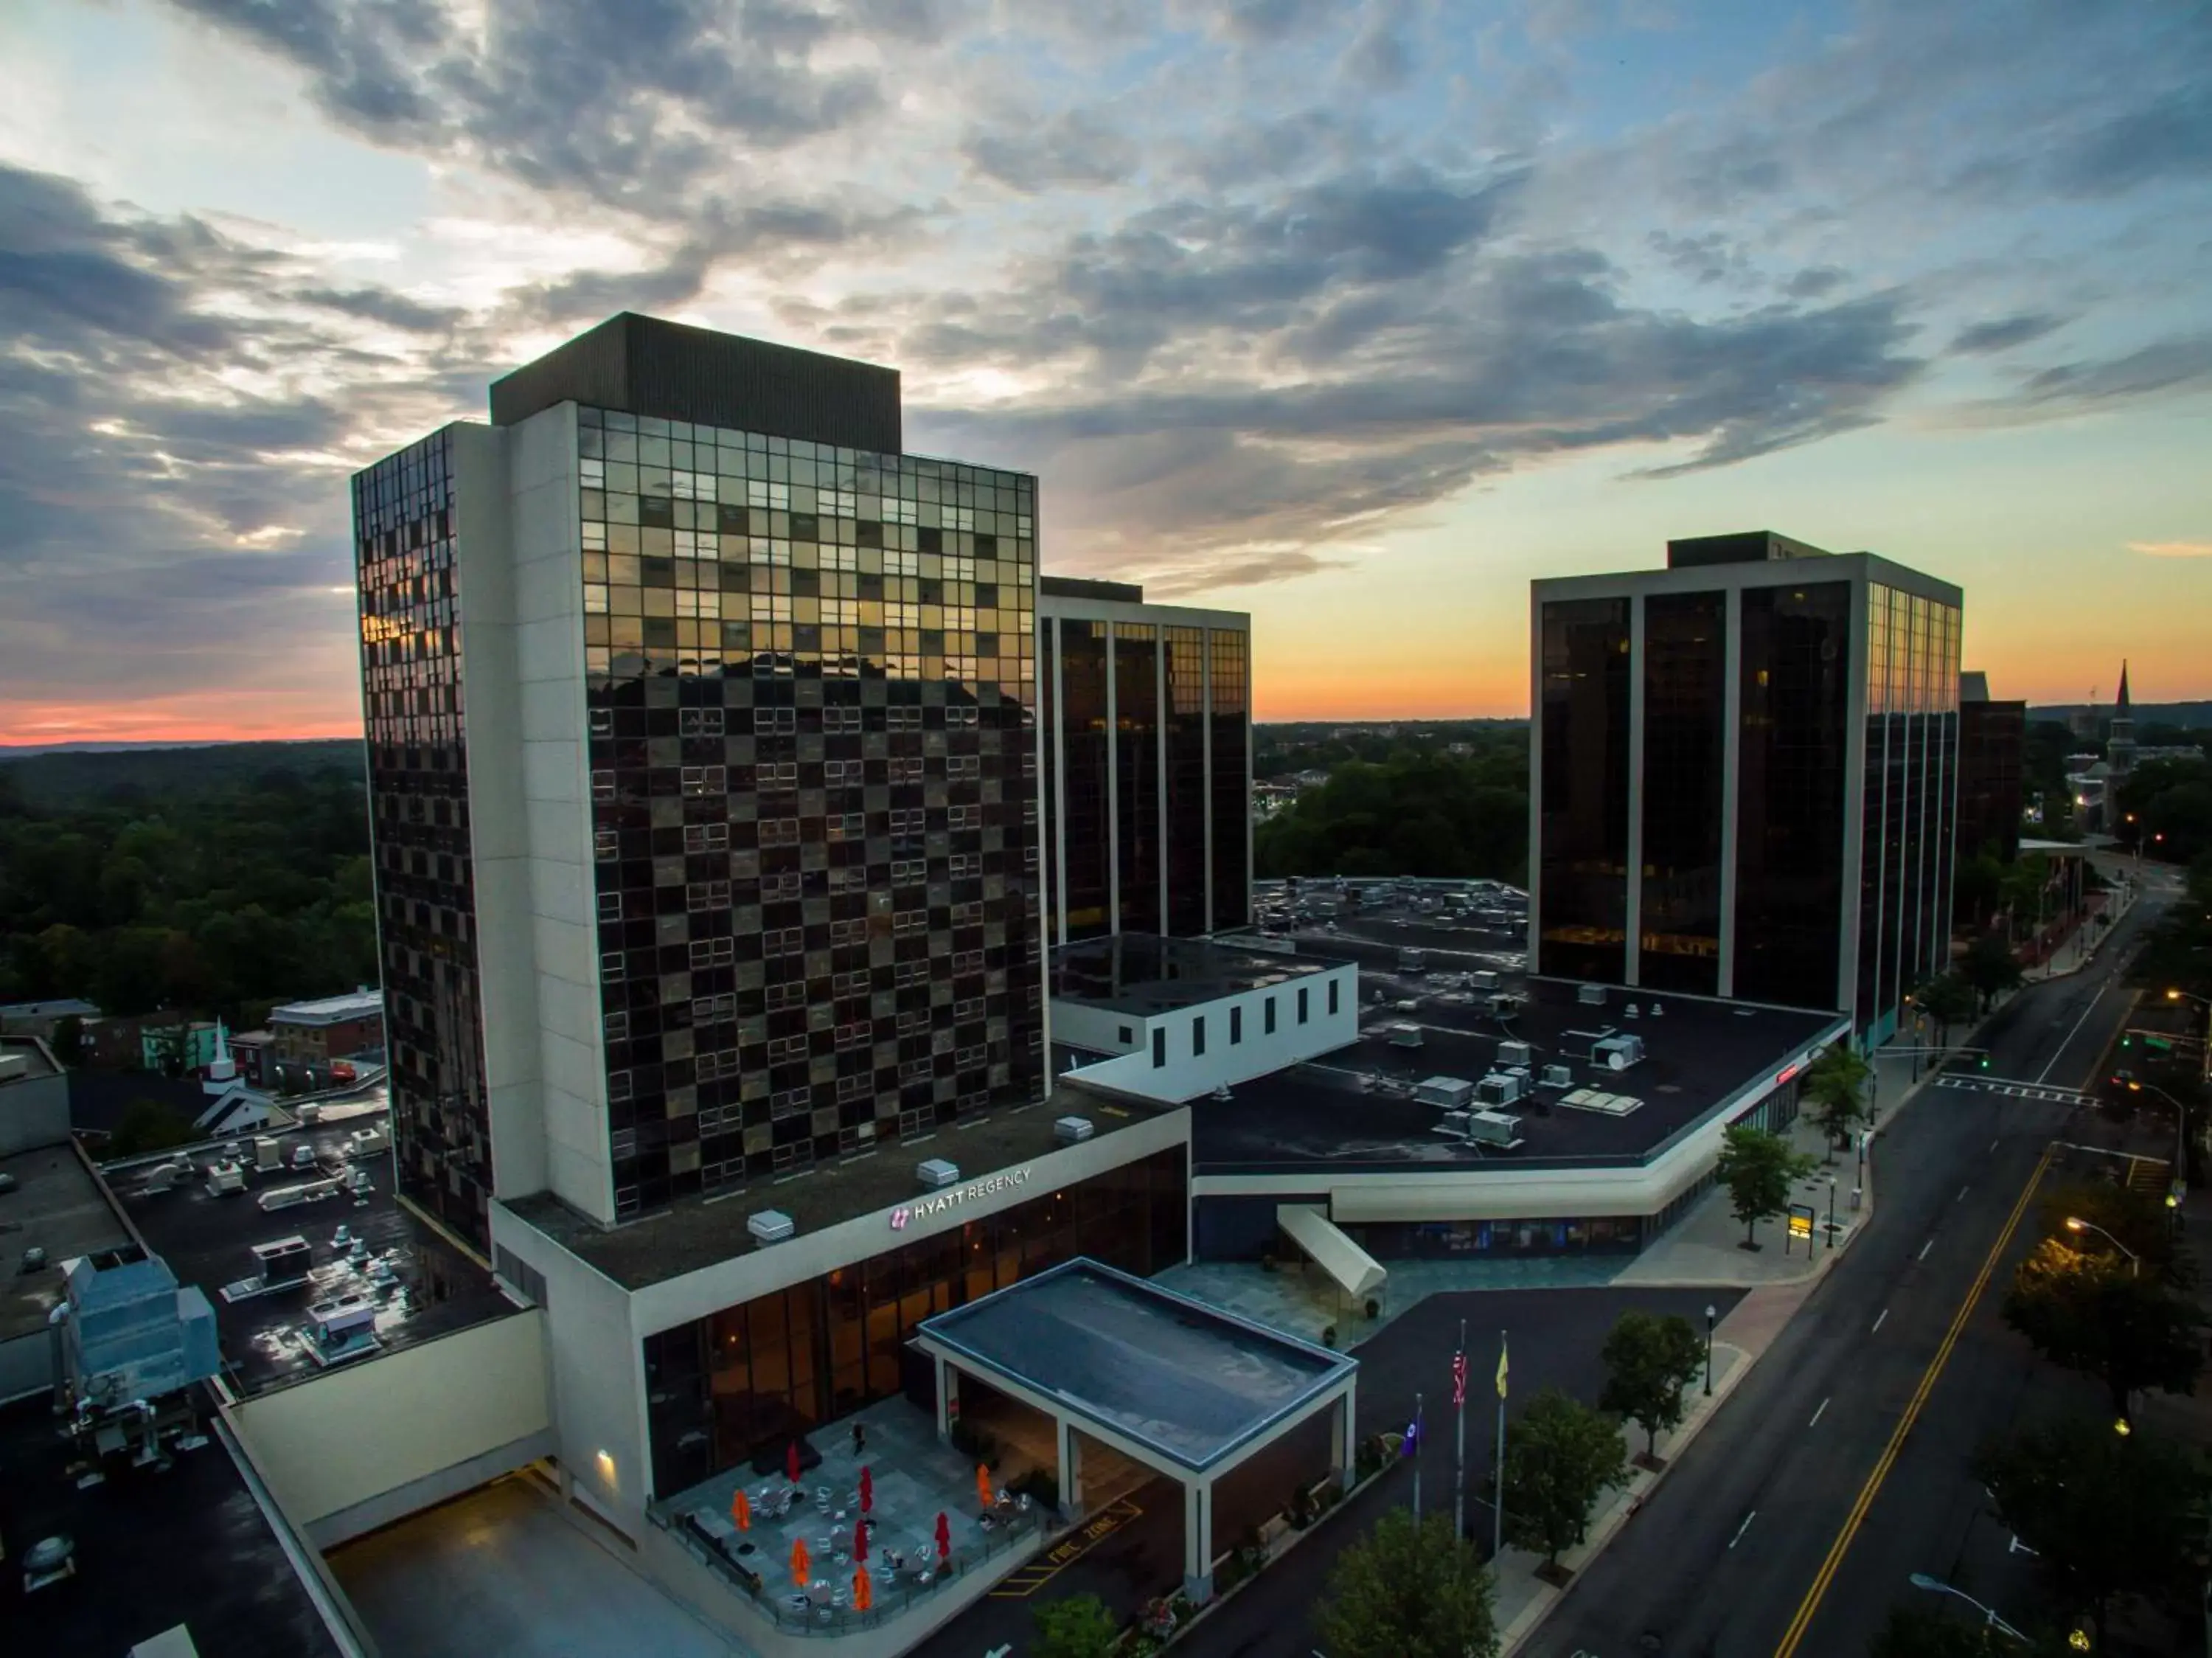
xmin=975 ymin=1462 xmax=992 ymax=1509
xmin=790 ymin=1536 xmax=811 ymax=1584
xmin=853 ymin=1564 xmax=873 ymax=1612
xmin=731 ymin=1487 xmax=751 ymax=1531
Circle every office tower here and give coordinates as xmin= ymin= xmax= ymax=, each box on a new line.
xmin=1036 ymin=577 xmax=1252 ymax=943
xmin=1529 ymin=530 xmax=1961 ymax=1044
xmin=1957 ymin=672 xmax=2026 ymax=864
xmin=353 ymin=314 xmax=1046 ymax=1247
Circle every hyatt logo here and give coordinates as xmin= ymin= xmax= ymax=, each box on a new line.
xmin=887 ymin=1168 xmax=1032 ymax=1231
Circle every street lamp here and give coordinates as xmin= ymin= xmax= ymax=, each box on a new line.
xmin=1703 ymin=1305 xmax=1716 ymax=1396
xmin=2064 ymin=1216 xmax=2141 ymax=1277
xmin=1827 ymin=1174 xmax=1838 ymax=1249
xmin=1907 ymin=1572 xmax=2028 ymax=1640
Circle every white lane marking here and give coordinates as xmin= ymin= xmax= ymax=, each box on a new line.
xmin=2040 ymin=979 xmax=2113 ymax=1083
xmin=1729 ymin=1510 xmax=1757 ymax=1549
xmin=1872 ymin=1308 xmax=1890 ymax=1333
xmin=1989 ymin=1139 xmax=2000 ymax=1152
xmin=1918 ymin=1238 xmax=1934 ymax=1261
xmin=1958 ymin=1185 xmax=1970 ymax=1202
xmin=1809 ymin=1397 xmax=1830 ymax=1428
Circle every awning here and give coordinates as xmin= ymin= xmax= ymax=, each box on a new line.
xmin=1276 ymin=1204 xmax=1388 ymax=1299
xmin=1329 ymin=1180 xmax=1656 ymax=1224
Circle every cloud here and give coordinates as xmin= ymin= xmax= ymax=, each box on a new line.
xmin=963 ymin=108 xmax=1142 ymax=193
xmin=2017 ymin=336 xmax=2212 ymax=406
xmin=2049 ymin=88 xmax=2212 ymax=198
xmin=1949 ymin=312 xmax=2065 ymax=355
xmin=2129 ymin=540 xmax=2212 ymax=559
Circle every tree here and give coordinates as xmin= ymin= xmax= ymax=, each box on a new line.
xmin=1716 ymin=1124 xmax=1818 ymax=1249
xmin=1911 ymin=974 xmax=1979 ymax=1048
xmin=1802 ymin=1041 xmax=1873 ymax=1152
xmin=1972 ymin=1415 xmax=2211 ymax=1637
xmin=1959 ymin=934 xmax=2024 ymax=1010
xmin=2037 ymin=1182 xmax=2195 ymax=1287
xmin=1312 ymin=1507 xmax=1498 ymax=1658
xmin=1500 ymin=1387 xmax=1630 ymax=1573
xmin=1029 ymin=1593 xmax=1121 ymax=1658
xmin=1867 ymin=1605 xmax=2076 ymax=1657
xmin=1598 ymin=1311 xmax=1706 ymax=1464
xmin=106 ymin=1098 xmax=200 ymax=1158
xmin=2001 ymin=1238 xmax=2206 ymax=1422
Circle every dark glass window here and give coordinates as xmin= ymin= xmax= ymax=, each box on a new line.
xmin=1297 ymin=986 xmax=1309 ymax=1024
xmin=1734 ymin=581 xmax=1850 ymax=1014
xmin=1152 ymin=1027 xmax=1166 ymax=1067
xmin=1060 ymin=620 xmax=1111 ymax=940
xmin=1230 ymin=1005 xmax=1242 ymax=1044
xmin=1538 ymin=598 xmax=1632 ymax=981
xmin=1192 ymin=1016 xmax=1206 ymax=1057
xmin=1164 ymin=628 xmax=1209 ymax=936
xmin=1264 ymin=996 xmax=1276 ymax=1035
xmin=1327 ymin=977 xmax=1340 ymax=1016
xmin=1208 ymin=629 xmax=1251 ymax=930
xmin=1639 ymin=591 xmax=1725 ymax=993
xmin=1115 ymin=624 xmax=1161 ymax=934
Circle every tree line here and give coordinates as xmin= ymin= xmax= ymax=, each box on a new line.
xmin=0 ymin=754 xmax=378 ymax=1027
xmin=1255 ymin=735 xmax=1530 ymax=884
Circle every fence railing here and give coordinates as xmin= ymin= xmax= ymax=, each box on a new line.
xmin=650 ymin=1501 xmax=1044 ymax=1637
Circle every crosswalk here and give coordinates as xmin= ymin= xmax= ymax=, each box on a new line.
xmin=1933 ymin=1075 xmax=2091 ymax=1106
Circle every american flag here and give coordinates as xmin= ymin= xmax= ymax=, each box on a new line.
xmin=1451 ymin=1347 xmax=1468 ymax=1407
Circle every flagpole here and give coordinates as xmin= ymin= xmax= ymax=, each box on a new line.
xmin=1454 ymin=1318 xmax=1467 ymax=1541
xmin=1492 ymin=1330 xmax=1507 ymax=1562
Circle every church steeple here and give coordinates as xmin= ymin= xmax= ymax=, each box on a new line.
xmin=2117 ymin=660 xmax=2132 ymax=712
xmin=2109 ymin=660 xmax=2136 ymax=778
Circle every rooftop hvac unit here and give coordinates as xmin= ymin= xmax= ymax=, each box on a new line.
xmin=1594 ymin=1034 xmax=1646 ymax=1070
xmin=1540 ymin=1064 xmax=1573 ymax=1089
xmin=1388 ymin=1023 xmax=1425 ymax=1050
xmin=254 ymin=1137 xmax=282 ymax=1172
xmin=1472 ymin=970 xmax=1500 ymax=991
xmin=748 ymin=1210 xmax=796 ymax=1245
xmin=1487 ymin=993 xmax=1521 ymax=1018
xmin=1415 ymin=1075 xmax=1476 ymax=1110
xmin=1498 ymin=1040 xmax=1532 ymax=1068
xmin=1578 ymin=982 xmax=1607 ymax=1006
xmin=307 ymin=1291 xmax=378 ymax=1340
xmin=1559 ymin=1028 xmax=1612 ymax=1061
xmin=1475 ymin=1072 xmax=1523 ymax=1108
xmin=1054 ymin=1115 xmax=1095 ymax=1145
xmin=1467 ymin=1110 xmax=1521 ymax=1147
xmin=917 ymin=1159 xmax=961 ymax=1190
xmin=0 ymin=1052 xmax=27 ymax=1084
xmin=204 ymin=1161 xmax=246 ymax=1198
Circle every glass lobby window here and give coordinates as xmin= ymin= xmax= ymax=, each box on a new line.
xmin=1638 ymin=591 xmax=1725 ymax=993
xmin=1538 ymin=598 xmax=1631 ymax=981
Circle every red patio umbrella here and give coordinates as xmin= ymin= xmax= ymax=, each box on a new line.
xmin=731 ymin=1487 xmax=751 ymax=1531
xmin=785 ymin=1440 xmax=801 ymax=1485
xmin=974 ymin=1462 xmax=992 ymax=1510
xmin=858 ymin=1465 xmax=873 ymax=1513
xmin=790 ymin=1536 xmax=811 ymax=1584
xmin=853 ymin=1518 xmax=868 ymax=1563
xmin=934 ymin=1510 xmax=951 ymax=1562
xmin=853 ymin=1564 xmax=873 ymax=1612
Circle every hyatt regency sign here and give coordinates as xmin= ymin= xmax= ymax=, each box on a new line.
xmin=888 ymin=1168 xmax=1032 ymax=1231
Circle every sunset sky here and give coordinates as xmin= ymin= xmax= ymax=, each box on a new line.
xmin=1 ymin=0 xmax=2208 ymax=741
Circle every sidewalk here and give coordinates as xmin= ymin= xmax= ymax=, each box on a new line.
xmin=2023 ymin=873 xmax=2135 ymax=983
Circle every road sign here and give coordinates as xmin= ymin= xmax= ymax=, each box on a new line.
xmin=1788 ymin=1209 xmax=1815 ymax=1239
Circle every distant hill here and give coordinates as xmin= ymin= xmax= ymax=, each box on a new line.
xmin=2030 ymin=701 xmax=2212 ymax=729
xmin=0 ymin=740 xmax=367 ymax=808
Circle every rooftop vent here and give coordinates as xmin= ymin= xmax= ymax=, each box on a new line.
xmin=1498 ymin=1040 xmax=1532 ymax=1068
xmin=1472 ymin=970 xmax=1500 ymax=991
xmin=1593 ymin=1033 xmax=1646 ymax=1070
xmin=1054 ymin=1115 xmax=1095 ymax=1145
xmin=1624 ymin=1004 xmax=1641 ymax=1019
xmin=1540 ymin=1063 xmax=1573 ymax=1089
xmin=1475 ymin=1072 xmax=1524 ymax=1107
xmin=1578 ymin=983 xmax=1607 ymax=1007
xmin=917 ymin=1159 xmax=961 ymax=1190
xmin=748 ymin=1210 xmax=796 ymax=1245
xmin=1649 ymin=1002 xmax=1665 ymax=1018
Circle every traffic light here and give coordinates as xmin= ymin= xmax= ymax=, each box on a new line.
xmin=1978 ymin=1052 xmax=1992 ymax=1071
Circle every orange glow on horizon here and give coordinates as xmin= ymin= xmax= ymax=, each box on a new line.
xmin=0 ymin=695 xmax=364 ymax=748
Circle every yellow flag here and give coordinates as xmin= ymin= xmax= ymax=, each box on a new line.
xmin=1495 ymin=1335 xmax=1509 ymax=1400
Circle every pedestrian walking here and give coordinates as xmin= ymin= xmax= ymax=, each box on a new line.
xmin=852 ymin=1420 xmax=866 ymax=1457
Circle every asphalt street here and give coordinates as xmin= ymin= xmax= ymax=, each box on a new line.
xmin=1527 ymin=888 xmax=2168 ymax=1658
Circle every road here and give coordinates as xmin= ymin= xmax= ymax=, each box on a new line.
xmin=1526 ymin=890 xmax=2166 ymax=1658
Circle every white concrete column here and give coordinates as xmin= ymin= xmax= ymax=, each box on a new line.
xmin=1057 ymin=1418 xmax=1081 ymax=1517
xmin=1183 ymin=1478 xmax=1214 ymax=1603
xmin=934 ymin=1355 xmax=954 ymax=1442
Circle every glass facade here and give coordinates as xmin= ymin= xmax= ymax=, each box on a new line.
xmin=354 ymin=431 xmax=495 ymax=1248
xmin=1857 ymin=585 xmax=1960 ymax=1041
xmin=577 ymin=408 xmax=1046 ymax=1218
xmin=1734 ymin=581 xmax=1851 ymax=1014
xmin=1114 ymin=624 xmax=1161 ymax=934
xmin=1538 ymin=599 xmax=1632 ymax=979
xmin=1638 ymin=591 xmax=1725 ymax=993
xmin=1044 ymin=617 xmax=1248 ymax=943
xmin=640 ymin=1146 xmax=1188 ymax=1499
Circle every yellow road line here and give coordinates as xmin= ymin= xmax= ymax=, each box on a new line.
xmin=1773 ymin=1142 xmax=2054 ymax=1658
xmin=987 ymin=1498 xmax=1144 ymax=1598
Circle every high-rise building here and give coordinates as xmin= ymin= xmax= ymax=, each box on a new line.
xmin=1956 ymin=671 xmax=2026 ymax=865
xmin=1035 ymin=577 xmax=1252 ymax=943
xmin=353 ymin=313 xmax=1047 ymax=1247
xmin=1529 ymin=530 xmax=1962 ymax=1045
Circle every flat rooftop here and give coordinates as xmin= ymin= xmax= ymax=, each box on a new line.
xmin=1050 ymin=933 xmax=1329 ymax=1019
xmin=917 ymin=1258 xmax=1353 ymax=1471
xmin=1192 ymin=977 xmax=1844 ymax=1174
xmin=505 ymin=1097 xmax=1172 ymax=1292
xmin=0 ymin=1142 xmax=139 ymax=1343
xmin=113 ymin=1113 xmax=515 ymax=1398
xmin=271 ymin=991 xmax=383 ymax=1024
xmin=0 ymin=1394 xmax=352 ymax=1657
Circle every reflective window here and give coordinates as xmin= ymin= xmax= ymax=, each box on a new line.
xmin=1639 ymin=591 xmax=1725 ymax=993
xmin=1538 ymin=598 xmax=1631 ymax=981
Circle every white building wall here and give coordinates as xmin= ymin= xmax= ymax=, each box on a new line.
xmin=1056 ymin=962 xmax=1360 ymax=1103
